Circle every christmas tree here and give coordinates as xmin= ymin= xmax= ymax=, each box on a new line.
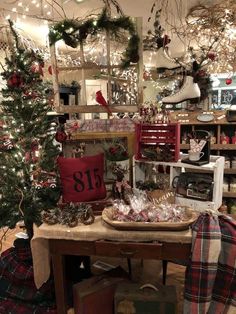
xmin=0 ymin=21 xmax=61 ymax=239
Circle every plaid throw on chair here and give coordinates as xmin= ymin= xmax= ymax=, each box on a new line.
xmin=0 ymin=239 xmax=56 ymax=314
xmin=184 ymin=213 xmax=236 ymax=314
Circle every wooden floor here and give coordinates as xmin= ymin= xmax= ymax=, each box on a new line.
xmin=0 ymin=228 xmax=186 ymax=314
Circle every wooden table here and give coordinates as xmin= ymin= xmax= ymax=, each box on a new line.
xmin=31 ymin=218 xmax=192 ymax=314
xmin=49 ymin=237 xmax=191 ymax=314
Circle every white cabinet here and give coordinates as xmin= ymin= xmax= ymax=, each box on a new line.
xmin=133 ymin=154 xmax=225 ymax=211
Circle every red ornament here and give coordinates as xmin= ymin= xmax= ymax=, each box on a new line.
xmin=31 ymin=62 xmax=44 ymax=76
xmin=198 ymin=70 xmax=206 ymax=77
xmin=48 ymin=65 xmax=59 ymax=75
xmin=226 ymin=78 xmax=232 ymax=85
xmin=163 ymin=34 xmax=171 ymax=46
xmin=207 ymin=51 xmax=216 ymax=61
xmin=55 ymin=129 xmax=67 ymax=143
xmin=24 ymin=151 xmax=31 ymax=162
xmin=31 ymin=140 xmax=39 ymax=151
xmin=7 ymin=73 xmax=23 ymax=88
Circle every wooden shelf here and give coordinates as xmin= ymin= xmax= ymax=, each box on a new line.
xmin=180 ymin=144 xmax=190 ymax=150
xmin=223 ymin=192 xmax=236 ymax=198
xmin=177 ymin=111 xmax=236 ymax=203
xmin=169 ymin=110 xmax=236 ymax=125
xmin=211 ymin=144 xmax=236 ymax=150
xmin=57 ymin=105 xmax=138 ymax=114
xmin=224 ymin=168 xmax=236 ymax=174
xmin=58 ymin=64 xmax=136 ymax=71
xmin=180 ymin=144 xmax=236 ymax=150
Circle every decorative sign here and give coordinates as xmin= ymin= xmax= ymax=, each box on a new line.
xmin=221 ymin=89 xmax=235 ymax=105
xmin=212 ymin=89 xmax=236 ymax=108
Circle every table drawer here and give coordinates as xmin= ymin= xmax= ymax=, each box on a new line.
xmin=49 ymin=240 xmax=96 ymax=255
xmin=95 ymin=241 xmax=163 ymax=259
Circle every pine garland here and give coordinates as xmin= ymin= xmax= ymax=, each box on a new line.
xmin=49 ymin=8 xmax=139 ymax=69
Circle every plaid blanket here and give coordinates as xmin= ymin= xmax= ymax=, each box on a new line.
xmin=0 ymin=239 xmax=56 ymax=314
xmin=184 ymin=213 xmax=236 ymax=314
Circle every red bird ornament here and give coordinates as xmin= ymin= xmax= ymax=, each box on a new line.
xmin=95 ymin=91 xmax=112 ymax=116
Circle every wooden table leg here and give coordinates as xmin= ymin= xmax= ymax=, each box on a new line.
xmin=51 ymin=253 xmax=67 ymax=314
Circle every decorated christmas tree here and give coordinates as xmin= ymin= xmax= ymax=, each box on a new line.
xmin=0 ymin=21 xmax=61 ymax=240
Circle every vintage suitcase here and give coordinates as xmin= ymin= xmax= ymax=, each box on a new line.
xmin=73 ymin=267 xmax=129 ymax=314
xmin=114 ymin=283 xmax=177 ymax=314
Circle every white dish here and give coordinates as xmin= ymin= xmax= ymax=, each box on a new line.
xmin=197 ymin=114 xmax=214 ymax=122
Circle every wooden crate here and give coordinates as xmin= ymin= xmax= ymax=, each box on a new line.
xmin=135 ymin=123 xmax=180 ymax=162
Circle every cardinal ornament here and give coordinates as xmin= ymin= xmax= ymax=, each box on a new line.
xmin=95 ymin=90 xmax=112 ymax=116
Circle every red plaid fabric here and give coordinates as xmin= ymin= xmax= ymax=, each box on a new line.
xmin=0 ymin=240 xmax=56 ymax=313
xmin=0 ymin=298 xmax=57 ymax=314
xmin=184 ymin=213 xmax=236 ymax=313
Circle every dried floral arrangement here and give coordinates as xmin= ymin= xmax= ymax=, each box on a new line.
xmin=143 ymin=4 xmax=170 ymax=51
xmin=171 ymin=1 xmax=236 ymax=76
xmin=103 ymin=140 xmax=129 ymax=161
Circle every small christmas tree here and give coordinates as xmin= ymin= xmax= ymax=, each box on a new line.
xmin=0 ymin=21 xmax=61 ymax=239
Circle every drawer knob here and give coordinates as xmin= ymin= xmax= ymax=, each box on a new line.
xmin=119 ymin=249 xmax=137 ymax=257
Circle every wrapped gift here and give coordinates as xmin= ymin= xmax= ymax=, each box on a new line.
xmin=73 ymin=267 xmax=129 ymax=314
xmin=114 ymin=283 xmax=177 ymax=314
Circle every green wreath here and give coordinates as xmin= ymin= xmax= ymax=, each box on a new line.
xmin=49 ymin=8 xmax=139 ymax=69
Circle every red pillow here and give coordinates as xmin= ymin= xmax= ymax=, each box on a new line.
xmin=57 ymin=153 xmax=106 ymax=202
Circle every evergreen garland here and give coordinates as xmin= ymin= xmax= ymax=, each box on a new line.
xmin=49 ymin=8 xmax=139 ymax=69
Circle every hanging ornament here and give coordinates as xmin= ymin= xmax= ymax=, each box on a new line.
xmin=48 ymin=65 xmax=59 ymax=75
xmin=225 ymin=78 xmax=232 ymax=85
xmin=24 ymin=151 xmax=31 ymax=162
xmin=7 ymin=72 xmax=23 ymax=88
xmin=55 ymin=125 xmax=67 ymax=143
xmin=207 ymin=51 xmax=216 ymax=61
xmin=31 ymin=139 xmax=39 ymax=151
xmin=198 ymin=70 xmax=207 ymax=77
xmin=163 ymin=34 xmax=171 ymax=47
xmin=31 ymin=150 xmax=40 ymax=163
xmin=31 ymin=62 xmax=44 ymax=76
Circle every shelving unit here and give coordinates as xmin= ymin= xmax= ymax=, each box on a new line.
xmin=133 ymin=154 xmax=225 ymax=211
xmin=169 ymin=110 xmax=236 ymax=201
